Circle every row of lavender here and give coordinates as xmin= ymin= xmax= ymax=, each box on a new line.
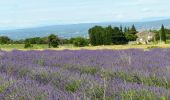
xmin=0 ymin=49 xmax=170 ymax=100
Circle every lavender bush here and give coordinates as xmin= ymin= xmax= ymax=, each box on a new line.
xmin=0 ymin=49 xmax=170 ymax=100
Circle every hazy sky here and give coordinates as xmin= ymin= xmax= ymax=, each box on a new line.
xmin=0 ymin=0 xmax=170 ymax=29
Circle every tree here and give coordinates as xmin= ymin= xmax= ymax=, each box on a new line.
xmin=112 ymin=27 xmax=120 ymax=44
xmin=125 ymin=33 xmax=137 ymax=41
xmin=112 ymin=27 xmax=127 ymax=44
xmin=165 ymin=29 xmax=170 ymax=40
xmin=160 ymin=24 xmax=166 ymax=43
xmin=88 ymin=27 xmax=96 ymax=46
xmin=130 ymin=24 xmax=137 ymax=34
xmin=59 ymin=38 xmax=70 ymax=45
xmin=125 ymin=25 xmax=138 ymax=41
xmin=127 ymin=27 xmax=130 ymax=32
xmin=94 ymin=26 xmax=105 ymax=45
xmin=120 ymin=25 xmax=123 ymax=33
xmin=104 ymin=26 xmax=113 ymax=45
xmin=25 ymin=37 xmax=48 ymax=44
xmin=73 ymin=37 xmax=89 ymax=47
xmin=89 ymin=25 xmax=128 ymax=45
xmin=69 ymin=38 xmax=77 ymax=44
xmin=124 ymin=27 xmax=127 ymax=33
xmin=88 ymin=26 xmax=105 ymax=46
xmin=24 ymin=41 xmax=33 ymax=48
xmin=48 ymin=34 xmax=60 ymax=48
xmin=0 ymin=36 xmax=11 ymax=44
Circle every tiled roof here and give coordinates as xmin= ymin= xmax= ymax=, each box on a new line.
xmin=137 ymin=31 xmax=155 ymax=38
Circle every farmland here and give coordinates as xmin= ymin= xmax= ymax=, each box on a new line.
xmin=0 ymin=49 xmax=170 ymax=99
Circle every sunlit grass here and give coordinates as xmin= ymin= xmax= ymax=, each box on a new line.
xmin=1 ymin=43 xmax=170 ymax=51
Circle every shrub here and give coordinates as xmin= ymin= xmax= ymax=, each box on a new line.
xmin=73 ymin=37 xmax=89 ymax=47
xmin=125 ymin=33 xmax=137 ymax=41
xmin=48 ymin=34 xmax=60 ymax=48
xmin=0 ymin=36 xmax=11 ymax=44
xmin=24 ymin=42 xmax=33 ymax=48
xmin=51 ymin=39 xmax=59 ymax=48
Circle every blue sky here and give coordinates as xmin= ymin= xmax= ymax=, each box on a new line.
xmin=0 ymin=0 xmax=170 ymax=29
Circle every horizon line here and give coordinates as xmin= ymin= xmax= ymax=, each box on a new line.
xmin=0 ymin=18 xmax=170 ymax=31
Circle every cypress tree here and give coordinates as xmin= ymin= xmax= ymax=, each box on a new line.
xmin=161 ymin=24 xmax=166 ymax=43
xmin=124 ymin=27 xmax=127 ymax=33
xmin=127 ymin=27 xmax=130 ymax=32
xmin=130 ymin=24 xmax=137 ymax=34
xmin=120 ymin=25 xmax=123 ymax=33
xmin=125 ymin=25 xmax=138 ymax=42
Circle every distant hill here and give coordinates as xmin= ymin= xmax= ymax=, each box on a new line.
xmin=0 ymin=19 xmax=170 ymax=40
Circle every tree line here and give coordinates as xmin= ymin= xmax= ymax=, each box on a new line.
xmin=88 ymin=25 xmax=137 ymax=45
xmin=0 ymin=24 xmax=170 ymax=48
xmin=0 ymin=34 xmax=89 ymax=48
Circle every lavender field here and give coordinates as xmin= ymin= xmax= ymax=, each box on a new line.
xmin=0 ymin=49 xmax=170 ymax=100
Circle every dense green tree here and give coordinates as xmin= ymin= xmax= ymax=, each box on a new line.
xmin=161 ymin=24 xmax=166 ymax=42
xmin=73 ymin=37 xmax=89 ymax=47
xmin=104 ymin=26 xmax=113 ymax=45
xmin=124 ymin=25 xmax=138 ymax=41
xmin=125 ymin=33 xmax=137 ymax=41
xmin=165 ymin=29 xmax=170 ymax=40
xmin=124 ymin=27 xmax=127 ymax=33
xmin=88 ymin=27 xmax=95 ymax=46
xmin=89 ymin=25 xmax=129 ymax=45
xmin=12 ymin=39 xmax=24 ymax=44
xmin=25 ymin=37 xmax=48 ymax=44
xmin=127 ymin=27 xmax=130 ymax=32
xmin=24 ymin=41 xmax=33 ymax=48
xmin=59 ymin=38 xmax=70 ymax=45
xmin=120 ymin=25 xmax=123 ymax=33
xmin=94 ymin=26 xmax=105 ymax=45
xmin=69 ymin=37 xmax=77 ymax=44
xmin=112 ymin=27 xmax=127 ymax=44
xmin=48 ymin=34 xmax=60 ymax=48
xmin=0 ymin=36 xmax=11 ymax=44
xmin=151 ymin=30 xmax=160 ymax=41
xmin=112 ymin=27 xmax=121 ymax=44
xmin=89 ymin=26 xmax=105 ymax=46
xmin=89 ymin=25 xmax=114 ymax=45
xmin=130 ymin=24 xmax=137 ymax=34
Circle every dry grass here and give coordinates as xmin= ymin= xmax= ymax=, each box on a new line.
xmin=1 ymin=44 xmax=170 ymax=51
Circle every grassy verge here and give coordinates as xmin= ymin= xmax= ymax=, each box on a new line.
xmin=2 ymin=43 xmax=170 ymax=51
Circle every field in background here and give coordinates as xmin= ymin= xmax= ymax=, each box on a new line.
xmin=1 ymin=43 xmax=170 ymax=51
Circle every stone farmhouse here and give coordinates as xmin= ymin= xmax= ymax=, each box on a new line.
xmin=136 ymin=31 xmax=156 ymax=44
